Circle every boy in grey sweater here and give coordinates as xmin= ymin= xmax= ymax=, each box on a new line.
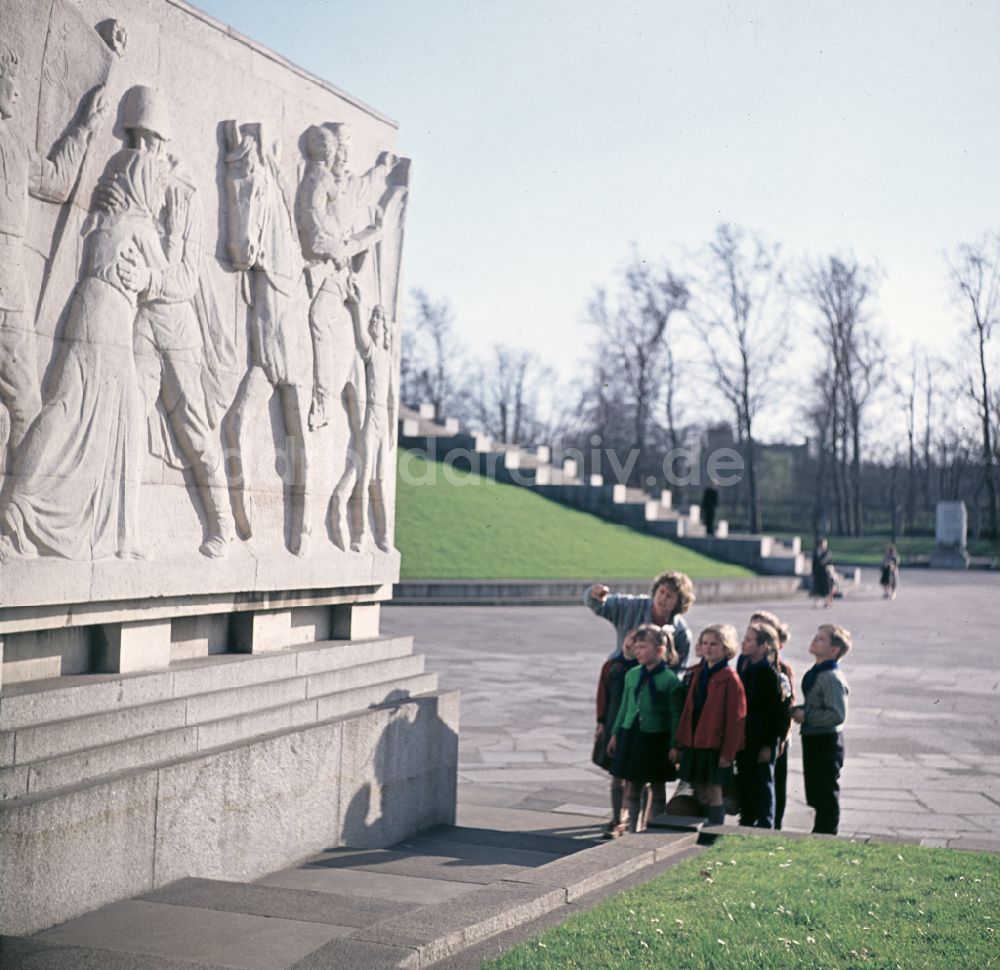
xmin=792 ymin=624 xmax=851 ymax=834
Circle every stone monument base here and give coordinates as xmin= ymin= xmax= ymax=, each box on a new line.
xmin=0 ymin=630 xmax=459 ymax=936
xmin=929 ymin=546 xmax=971 ymax=569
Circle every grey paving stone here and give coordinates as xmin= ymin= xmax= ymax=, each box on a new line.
xmin=37 ymin=899 xmax=346 ymax=970
xmin=916 ymin=790 xmax=1000 ymax=814
xmin=456 ymin=783 xmax=533 ymax=808
xmin=290 ymin=937 xmax=419 ymax=970
xmin=390 ymin=835 xmax=563 ymax=868
xmin=256 ymin=866 xmax=476 ymax=905
xmin=140 ymin=877 xmax=415 ymax=927
xmin=302 ymin=846 xmax=529 ymax=884
xmin=502 ymin=838 xmax=657 ymax=901
xmin=350 ymin=881 xmax=565 ymax=965
xmin=0 ymin=937 xmax=232 ymax=970
xmin=421 ymin=824 xmax=589 ymax=856
xmin=456 ymin=802 xmax=606 ymax=839
xmin=459 ymin=766 xmax=598 ymax=785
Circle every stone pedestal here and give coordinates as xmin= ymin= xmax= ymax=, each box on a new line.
xmin=0 ymin=0 xmax=455 ymax=939
xmin=930 ymin=501 xmax=970 ymax=569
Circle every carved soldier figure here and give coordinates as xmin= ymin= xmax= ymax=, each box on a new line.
xmin=0 ymin=39 xmax=106 ymax=466
xmin=103 ymin=86 xmax=236 ymax=558
xmin=331 ymin=301 xmax=396 ymax=552
xmin=294 ymin=123 xmax=393 ymax=433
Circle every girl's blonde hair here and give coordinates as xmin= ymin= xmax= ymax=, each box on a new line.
xmin=652 ymin=571 xmax=696 ymax=617
xmin=699 ymin=623 xmax=739 ymax=660
xmin=631 ymin=623 xmax=679 ymax=669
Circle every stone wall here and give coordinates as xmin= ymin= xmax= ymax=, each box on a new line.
xmin=0 ymin=0 xmax=409 ymax=674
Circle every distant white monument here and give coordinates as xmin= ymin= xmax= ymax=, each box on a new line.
xmin=929 ymin=500 xmax=970 ymax=569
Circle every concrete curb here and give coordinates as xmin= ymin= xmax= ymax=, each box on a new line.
xmin=392 ymin=576 xmax=804 ymax=606
xmin=296 ymin=830 xmax=699 ymax=968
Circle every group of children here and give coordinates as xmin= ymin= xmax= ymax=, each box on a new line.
xmin=586 ymin=573 xmax=851 ymax=837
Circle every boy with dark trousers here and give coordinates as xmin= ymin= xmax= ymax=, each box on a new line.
xmin=792 ymin=624 xmax=851 ymax=835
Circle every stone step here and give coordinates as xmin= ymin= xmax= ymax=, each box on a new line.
xmin=3 ymin=651 xmax=425 ymax=764
xmin=308 ymin=829 xmax=700 ymax=968
xmin=0 ymin=666 xmax=437 ymax=800
xmin=4 ymin=635 xmax=422 ymax=729
xmin=0 ymin=635 xmax=416 ymax=732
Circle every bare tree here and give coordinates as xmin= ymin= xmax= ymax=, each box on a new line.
xmin=580 ymin=252 xmax=689 ymax=484
xmin=802 ymin=256 xmax=884 ymax=536
xmin=949 ymin=236 xmax=1000 ymax=540
xmin=690 ymin=224 xmax=789 ymax=533
xmin=473 ymin=344 xmax=552 ymax=445
xmin=403 ymin=289 xmax=465 ymax=420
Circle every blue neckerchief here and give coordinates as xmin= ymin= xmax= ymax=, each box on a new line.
xmin=801 ymin=658 xmax=839 ymax=697
xmin=635 ymin=660 xmax=667 ymax=702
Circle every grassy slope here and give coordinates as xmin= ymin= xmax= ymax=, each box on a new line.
xmin=486 ymin=838 xmax=999 ymax=970
xmin=395 ymin=453 xmax=752 ymax=580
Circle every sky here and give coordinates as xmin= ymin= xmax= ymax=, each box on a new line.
xmin=192 ymin=0 xmax=1000 ymax=437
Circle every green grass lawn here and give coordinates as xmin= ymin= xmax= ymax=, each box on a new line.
xmin=395 ymin=453 xmax=753 ymax=580
xmin=784 ymin=535 xmax=1000 ymax=566
xmin=485 ymin=838 xmax=999 ymax=970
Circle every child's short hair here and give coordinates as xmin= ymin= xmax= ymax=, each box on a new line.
xmin=820 ymin=623 xmax=852 ymax=658
xmin=699 ymin=623 xmax=739 ymax=660
xmin=750 ymin=609 xmax=789 ymax=646
xmin=632 ymin=623 xmax=679 ymax=668
xmin=748 ymin=620 xmax=780 ymax=664
xmin=652 ymin=571 xmax=696 ymax=616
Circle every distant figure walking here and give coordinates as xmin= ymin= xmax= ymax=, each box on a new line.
xmin=701 ymin=484 xmax=719 ymax=536
xmin=811 ymin=538 xmax=834 ymax=609
xmin=880 ymin=544 xmax=899 ymax=600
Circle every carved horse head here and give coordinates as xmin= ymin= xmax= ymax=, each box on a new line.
xmin=222 ymin=120 xmax=299 ymax=289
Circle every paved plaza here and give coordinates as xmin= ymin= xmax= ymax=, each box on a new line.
xmin=384 ymin=568 xmax=1000 ymax=850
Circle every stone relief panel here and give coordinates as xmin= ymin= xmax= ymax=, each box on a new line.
xmin=0 ymin=0 xmax=409 ymax=609
xmin=294 ymin=122 xmax=408 ymax=553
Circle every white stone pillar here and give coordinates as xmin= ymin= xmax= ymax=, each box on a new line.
xmin=332 ymin=603 xmax=381 ymax=641
xmin=97 ymin=619 xmax=171 ymax=673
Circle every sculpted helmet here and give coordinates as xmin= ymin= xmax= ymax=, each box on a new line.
xmin=121 ymin=85 xmax=172 ymax=141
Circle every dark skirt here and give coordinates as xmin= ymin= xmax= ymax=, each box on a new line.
xmin=591 ymin=732 xmax=613 ymax=771
xmin=610 ymin=724 xmax=677 ymax=784
xmin=680 ymin=746 xmax=733 ymax=786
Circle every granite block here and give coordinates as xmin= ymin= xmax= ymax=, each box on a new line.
xmin=502 ymin=839 xmax=656 ymax=901
xmin=27 ymin=727 xmax=199 ymax=795
xmin=314 ymin=674 xmax=438 ymax=721
xmin=290 ymin=937 xmax=419 ymax=970
xmin=0 ymin=771 xmax=157 ymax=935
xmin=257 ymin=867 xmax=475 ymax=905
xmin=0 ymin=671 xmax=175 ymax=731
xmin=170 ymin=652 xmax=298 ymax=699
xmin=140 ymin=876 xmax=415 ymax=926
xmin=306 ymin=655 xmax=424 ymax=698
xmin=292 ymin=636 xmax=413 ymax=676
xmin=0 ymin=764 xmax=29 ymax=800
xmin=420 ymin=824 xmax=587 ymax=857
xmin=194 ymin=699 xmax=318 ymax=751
xmin=14 ymin=699 xmax=188 ymax=764
xmin=351 ymin=881 xmax=565 ymax=965
xmin=182 ymin=677 xmax=308 ymax=726
xmin=38 ymin=899 xmax=347 ymax=970
xmin=152 ymin=721 xmax=343 ymax=887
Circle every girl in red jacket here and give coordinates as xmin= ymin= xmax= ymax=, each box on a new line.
xmin=670 ymin=624 xmax=747 ymax=825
